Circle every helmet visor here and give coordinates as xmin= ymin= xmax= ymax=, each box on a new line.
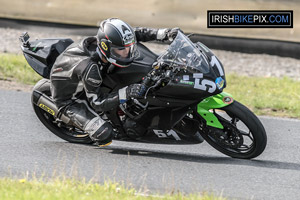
xmin=110 ymin=44 xmax=137 ymax=61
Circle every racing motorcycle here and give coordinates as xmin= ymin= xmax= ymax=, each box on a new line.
xmin=20 ymin=31 xmax=267 ymax=159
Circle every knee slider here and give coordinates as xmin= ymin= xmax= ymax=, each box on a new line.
xmin=90 ymin=122 xmax=113 ymax=144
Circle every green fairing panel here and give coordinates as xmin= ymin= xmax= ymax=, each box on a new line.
xmin=197 ymin=92 xmax=234 ymax=129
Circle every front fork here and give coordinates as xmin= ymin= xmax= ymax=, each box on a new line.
xmin=197 ymin=92 xmax=234 ymax=129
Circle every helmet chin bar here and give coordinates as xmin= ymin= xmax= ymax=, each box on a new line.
xmin=97 ymin=43 xmax=133 ymax=68
xmin=107 ymin=57 xmax=130 ymax=68
xmin=112 ymin=62 xmax=129 ymax=68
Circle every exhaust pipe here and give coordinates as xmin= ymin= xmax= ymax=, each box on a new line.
xmin=32 ymin=90 xmax=70 ymax=123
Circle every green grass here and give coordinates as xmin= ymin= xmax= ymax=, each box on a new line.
xmin=0 ymin=53 xmax=300 ymax=119
xmin=0 ymin=53 xmax=41 ymax=85
xmin=0 ymin=178 xmax=224 ymax=200
xmin=225 ymin=74 xmax=300 ymax=118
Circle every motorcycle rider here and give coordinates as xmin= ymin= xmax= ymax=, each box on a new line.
xmin=50 ymin=18 xmax=181 ymax=146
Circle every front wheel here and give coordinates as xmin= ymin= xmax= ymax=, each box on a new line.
xmin=197 ymin=101 xmax=267 ymax=159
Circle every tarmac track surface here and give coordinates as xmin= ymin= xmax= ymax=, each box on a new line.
xmin=1 ymin=89 xmax=300 ymax=200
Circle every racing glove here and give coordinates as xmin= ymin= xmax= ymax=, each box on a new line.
xmin=118 ymin=84 xmax=147 ymax=104
xmin=157 ymin=27 xmax=183 ymax=41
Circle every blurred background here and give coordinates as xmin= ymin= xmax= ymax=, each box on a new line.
xmin=0 ymin=0 xmax=298 ymax=42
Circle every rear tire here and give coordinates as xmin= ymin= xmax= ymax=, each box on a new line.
xmin=198 ymin=101 xmax=267 ymax=159
xmin=32 ymin=79 xmax=93 ymax=144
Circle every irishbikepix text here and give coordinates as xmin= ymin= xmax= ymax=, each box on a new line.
xmin=207 ymin=10 xmax=293 ymax=28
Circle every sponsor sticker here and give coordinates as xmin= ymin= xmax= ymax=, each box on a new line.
xmin=223 ymin=96 xmax=233 ymax=104
xmin=183 ymin=75 xmax=190 ymax=81
xmin=101 ymin=41 xmax=108 ymax=51
xmin=215 ymin=77 xmax=225 ymax=90
xmin=87 ymin=77 xmax=102 ymax=85
xmin=39 ymin=103 xmax=55 ymax=115
xmin=179 ymin=80 xmax=194 ymax=85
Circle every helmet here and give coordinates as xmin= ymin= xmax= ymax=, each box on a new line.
xmin=97 ymin=18 xmax=137 ymax=68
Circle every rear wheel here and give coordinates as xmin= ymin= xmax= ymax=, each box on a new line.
xmin=32 ymin=79 xmax=93 ymax=144
xmin=197 ymin=101 xmax=267 ymax=159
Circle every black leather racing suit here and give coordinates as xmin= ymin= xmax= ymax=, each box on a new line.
xmin=50 ymin=27 xmax=164 ymax=142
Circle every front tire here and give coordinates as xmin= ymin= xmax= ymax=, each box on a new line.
xmin=198 ymin=101 xmax=267 ymax=159
xmin=32 ymin=79 xmax=93 ymax=144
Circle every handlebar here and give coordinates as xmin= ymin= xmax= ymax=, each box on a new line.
xmin=141 ymin=76 xmax=152 ymax=88
xmin=129 ymin=63 xmax=170 ymax=109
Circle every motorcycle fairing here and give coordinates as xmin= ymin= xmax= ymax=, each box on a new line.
xmin=21 ymin=38 xmax=74 ymax=78
xmin=197 ymin=92 xmax=234 ymax=129
xmin=154 ymin=32 xmax=226 ymax=100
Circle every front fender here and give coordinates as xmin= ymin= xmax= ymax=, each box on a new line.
xmin=197 ymin=92 xmax=234 ymax=129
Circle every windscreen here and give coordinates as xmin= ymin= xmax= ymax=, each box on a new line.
xmin=157 ymin=31 xmax=210 ymax=73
